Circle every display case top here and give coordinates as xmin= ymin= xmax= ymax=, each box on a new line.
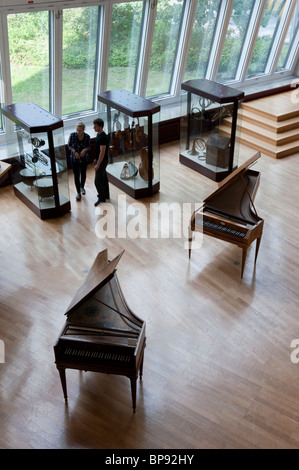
xmin=2 ymin=102 xmax=63 ymax=133
xmin=182 ymin=79 xmax=244 ymax=104
xmin=98 ymin=89 xmax=160 ymax=117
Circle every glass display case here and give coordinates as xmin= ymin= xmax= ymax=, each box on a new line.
xmin=180 ymin=79 xmax=244 ymax=182
xmin=2 ymin=103 xmax=70 ymax=219
xmin=97 ymin=89 xmax=160 ymax=199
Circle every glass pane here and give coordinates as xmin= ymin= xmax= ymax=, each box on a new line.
xmin=62 ymin=7 xmax=99 ymax=116
xmin=146 ymin=0 xmax=185 ymax=97
xmin=216 ymin=0 xmax=255 ymax=82
xmin=276 ymin=2 xmax=299 ymax=71
xmin=53 ymin=128 xmax=70 ymax=205
xmin=0 ymin=61 xmax=3 ymax=132
xmin=183 ymin=0 xmax=221 ymax=81
xmin=247 ymin=0 xmax=287 ymax=78
xmin=29 ymin=131 xmax=56 ymax=211
xmin=7 ymin=11 xmax=50 ymax=109
xmin=107 ymin=2 xmax=144 ymax=92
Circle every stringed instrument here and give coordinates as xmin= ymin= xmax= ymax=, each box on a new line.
xmin=139 ymin=147 xmax=154 ymax=182
xmin=133 ymin=118 xmax=147 ymax=149
xmin=110 ymin=113 xmax=123 ymax=157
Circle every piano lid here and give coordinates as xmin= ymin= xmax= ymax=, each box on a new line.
xmin=204 ymin=151 xmax=261 ymax=205
xmin=65 ymin=249 xmax=125 ymax=317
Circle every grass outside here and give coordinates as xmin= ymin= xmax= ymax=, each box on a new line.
xmin=10 ymin=64 xmax=175 ymax=113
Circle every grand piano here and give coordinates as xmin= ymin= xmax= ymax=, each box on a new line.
xmin=189 ymin=151 xmax=264 ymax=278
xmin=54 ymin=249 xmax=146 ymax=412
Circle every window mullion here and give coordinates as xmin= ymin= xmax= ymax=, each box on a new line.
xmin=93 ymin=6 xmax=104 ymax=111
xmin=134 ymin=0 xmax=156 ymax=97
xmin=205 ymin=0 xmax=233 ymax=80
xmin=98 ymin=1 xmax=113 ymax=94
xmin=285 ymin=22 xmax=299 ymax=69
xmin=52 ymin=9 xmax=63 ymax=117
xmin=0 ymin=12 xmax=12 ymax=106
xmin=266 ymin=0 xmax=295 ymax=75
xmin=237 ymin=0 xmax=267 ymax=84
xmin=133 ymin=0 xmax=151 ymax=95
xmin=170 ymin=0 xmax=197 ymax=97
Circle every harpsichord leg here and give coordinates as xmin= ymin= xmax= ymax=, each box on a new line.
xmin=58 ymin=367 xmax=68 ymax=401
xmin=241 ymin=247 xmax=248 ymax=279
xmin=254 ymin=236 xmax=262 ymax=264
xmin=188 ymin=226 xmax=193 ymax=259
xmin=139 ymin=353 xmax=144 ymax=380
xmin=130 ymin=377 xmax=137 ymax=413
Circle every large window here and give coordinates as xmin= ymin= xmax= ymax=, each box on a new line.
xmin=146 ymin=0 xmax=185 ymax=97
xmin=247 ymin=0 xmax=288 ymax=78
xmin=0 ymin=0 xmax=298 ymax=146
xmin=62 ymin=6 xmax=100 ymax=116
xmin=0 ymin=60 xmax=3 ymax=132
xmin=276 ymin=1 xmax=299 ymax=71
xmin=7 ymin=11 xmax=50 ymax=109
xmin=216 ymin=0 xmax=256 ymax=82
xmin=107 ymin=1 xmax=144 ymax=92
xmin=183 ymin=0 xmax=221 ymax=82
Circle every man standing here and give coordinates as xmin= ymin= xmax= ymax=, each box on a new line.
xmin=93 ymin=118 xmax=110 ymax=206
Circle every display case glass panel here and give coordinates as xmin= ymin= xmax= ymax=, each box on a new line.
xmin=2 ymin=102 xmax=70 ymax=219
xmin=180 ymin=79 xmax=244 ymax=182
xmin=97 ymin=89 xmax=160 ymax=199
xmin=52 ymin=127 xmax=70 ymax=207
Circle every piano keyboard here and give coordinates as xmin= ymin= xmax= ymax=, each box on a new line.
xmin=203 ymin=219 xmax=246 ymax=238
xmin=64 ymin=347 xmax=131 ymax=362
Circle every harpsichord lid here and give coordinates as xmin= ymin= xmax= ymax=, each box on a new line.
xmin=65 ymin=249 xmax=125 ymax=317
xmin=203 ymin=151 xmax=261 ymax=204
xmin=218 ymin=151 xmax=261 ymax=188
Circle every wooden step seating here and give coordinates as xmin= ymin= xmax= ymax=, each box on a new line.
xmin=219 ymin=90 xmax=299 ymax=158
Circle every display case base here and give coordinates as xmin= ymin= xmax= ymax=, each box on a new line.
xmin=14 ymin=186 xmax=71 ymax=220
xmin=179 ymin=153 xmax=236 ymax=182
xmin=107 ymin=162 xmax=159 ymax=199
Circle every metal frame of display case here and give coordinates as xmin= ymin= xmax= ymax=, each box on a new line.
xmin=97 ymin=89 xmax=160 ymax=199
xmin=180 ymin=79 xmax=244 ymax=182
xmin=2 ymin=103 xmax=71 ymax=219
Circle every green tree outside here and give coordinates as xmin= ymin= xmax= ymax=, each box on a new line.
xmin=6 ymin=1 xmax=282 ymax=111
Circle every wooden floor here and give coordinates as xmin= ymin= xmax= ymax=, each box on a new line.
xmin=1 ymin=141 xmax=299 ymax=449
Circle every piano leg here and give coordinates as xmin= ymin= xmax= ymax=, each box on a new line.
xmin=58 ymin=367 xmax=68 ymax=401
xmin=130 ymin=377 xmax=137 ymax=413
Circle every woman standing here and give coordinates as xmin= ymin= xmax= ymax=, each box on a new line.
xmin=68 ymin=122 xmax=90 ymax=201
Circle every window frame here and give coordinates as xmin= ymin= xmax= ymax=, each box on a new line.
xmin=205 ymin=0 xmax=234 ymax=80
xmin=0 ymin=0 xmax=298 ymax=147
xmin=264 ymin=0 xmax=294 ymax=75
xmin=276 ymin=0 xmax=299 ymax=71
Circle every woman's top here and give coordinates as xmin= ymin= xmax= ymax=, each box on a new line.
xmin=68 ymin=132 xmax=90 ymax=161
